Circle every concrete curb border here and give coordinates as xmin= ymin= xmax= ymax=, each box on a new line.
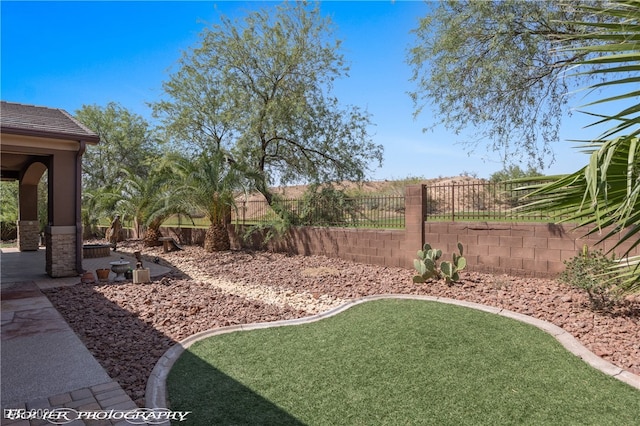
xmin=146 ymin=294 xmax=640 ymax=412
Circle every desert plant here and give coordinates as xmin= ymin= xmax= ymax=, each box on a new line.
xmin=413 ymin=243 xmax=443 ymax=282
xmin=441 ymin=243 xmax=467 ymax=283
xmin=297 ymin=184 xmax=358 ymax=226
xmin=116 ymin=161 xmax=190 ymax=247
xmin=518 ymin=0 xmax=640 ymax=293
xmin=172 ymin=150 xmax=258 ymax=252
xmin=560 ymin=246 xmax=622 ymax=311
xmin=490 ymin=165 xmax=542 ymax=183
xmin=413 ymin=242 xmax=466 ymax=284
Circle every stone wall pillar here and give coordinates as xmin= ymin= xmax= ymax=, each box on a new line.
xmin=17 ymin=220 xmax=40 ymax=251
xmin=403 ymin=185 xmax=426 ymax=268
xmin=46 ymin=226 xmax=78 ymax=277
xmin=18 ymin=180 xmax=40 ymax=251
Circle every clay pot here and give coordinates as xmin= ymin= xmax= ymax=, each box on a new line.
xmin=96 ymin=268 xmax=110 ymax=282
xmin=81 ymin=272 xmax=95 ymax=284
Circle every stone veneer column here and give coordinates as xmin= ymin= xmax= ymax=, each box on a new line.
xmin=17 ymin=220 xmax=40 ymax=251
xmin=46 ymin=226 xmax=78 ymax=277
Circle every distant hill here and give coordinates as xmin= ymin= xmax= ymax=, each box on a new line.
xmin=241 ymin=176 xmax=487 ymax=201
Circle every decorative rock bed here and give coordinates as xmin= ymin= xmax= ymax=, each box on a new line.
xmin=83 ymin=244 xmax=111 ymax=258
xmin=45 ymin=242 xmax=640 ymax=407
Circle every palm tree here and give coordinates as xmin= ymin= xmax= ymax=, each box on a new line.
xmin=81 ymin=186 xmax=121 ymax=239
xmin=522 ymin=0 xmax=640 ymax=292
xmin=172 ymin=150 xmax=249 ymax=252
xmin=116 ymin=160 xmax=186 ymax=247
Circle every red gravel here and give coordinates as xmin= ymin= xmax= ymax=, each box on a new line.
xmin=44 ymin=243 xmax=640 ymax=407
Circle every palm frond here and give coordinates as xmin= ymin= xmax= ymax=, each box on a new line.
xmin=520 ymin=0 xmax=640 ymax=292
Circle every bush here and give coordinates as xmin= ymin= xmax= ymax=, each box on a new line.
xmin=297 ymin=184 xmax=357 ymax=226
xmin=489 ymin=165 xmax=542 ymax=182
xmin=0 ymin=221 xmax=17 ymax=241
xmin=559 ymin=246 xmax=622 ymax=310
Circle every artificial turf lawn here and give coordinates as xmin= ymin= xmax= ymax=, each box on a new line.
xmin=167 ymin=299 xmax=639 ymax=425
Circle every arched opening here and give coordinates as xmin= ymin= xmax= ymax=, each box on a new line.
xmin=17 ymin=160 xmax=48 ymax=251
xmin=1 ymin=101 xmax=100 ymax=279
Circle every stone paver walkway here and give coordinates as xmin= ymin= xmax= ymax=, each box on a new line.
xmin=3 ymin=382 xmax=137 ymax=426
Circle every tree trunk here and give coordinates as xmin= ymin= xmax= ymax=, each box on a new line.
xmin=256 ymin=178 xmax=274 ymax=205
xmin=133 ymin=218 xmax=141 ymax=239
xmin=143 ymin=227 xmax=163 ymax=247
xmin=204 ymin=223 xmax=230 ymax=252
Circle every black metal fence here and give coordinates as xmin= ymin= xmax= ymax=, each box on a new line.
xmin=226 ymin=181 xmax=559 ymax=229
xmin=423 ymin=181 xmax=557 ymax=222
xmin=232 ymin=195 xmax=405 ymax=229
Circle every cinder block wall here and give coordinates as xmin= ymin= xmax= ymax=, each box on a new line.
xmin=424 ymin=221 xmax=640 ymax=278
xmin=155 ymin=184 xmax=638 ymax=278
xmin=226 ymin=223 xmax=639 ymax=278
xmin=235 ymin=226 xmax=409 ymax=268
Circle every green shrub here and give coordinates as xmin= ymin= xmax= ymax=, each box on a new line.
xmin=0 ymin=221 xmax=17 ymax=241
xmin=559 ymin=246 xmax=622 ymax=310
xmin=297 ymin=184 xmax=357 ymax=226
xmin=241 ymin=185 xmax=358 ymax=246
xmin=489 ymin=165 xmax=542 ymax=182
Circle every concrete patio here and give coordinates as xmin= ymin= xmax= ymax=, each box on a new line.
xmin=1 ymin=247 xmax=171 ymax=425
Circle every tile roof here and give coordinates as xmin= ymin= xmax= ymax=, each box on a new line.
xmin=0 ymin=101 xmax=100 ymax=143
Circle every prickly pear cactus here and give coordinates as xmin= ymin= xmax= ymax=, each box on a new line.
xmin=441 ymin=242 xmax=467 ymax=284
xmin=413 ymin=242 xmax=466 ymax=284
xmin=412 ymin=243 xmax=442 ymax=283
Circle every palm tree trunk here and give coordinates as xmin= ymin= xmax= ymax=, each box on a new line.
xmin=204 ymin=223 xmax=230 ymax=252
xmin=143 ymin=226 xmax=163 ymax=247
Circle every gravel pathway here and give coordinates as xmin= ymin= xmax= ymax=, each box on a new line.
xmin=43 ymin=241 xmax=640 ymax=406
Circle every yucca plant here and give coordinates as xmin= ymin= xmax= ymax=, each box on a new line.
xmin=520 ymin=0 xmax=640 ymax=293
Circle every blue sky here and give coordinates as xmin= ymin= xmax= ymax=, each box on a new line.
xmin=2 ymin=1 xmax=595 ymax=180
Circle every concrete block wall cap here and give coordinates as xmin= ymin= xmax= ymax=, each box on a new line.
xmin=146 ymin=295 xmax=640 ymax=409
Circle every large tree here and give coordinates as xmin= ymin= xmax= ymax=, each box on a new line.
xmin=76 ymin=102 xmax=161 ymax=193
xmin=76 ymin=103 xmax=163 ymax=233
xmin=408 ymin=0 xmax=607 ymax=168
xmin=153 ymin=1 xmax=382 ymax=204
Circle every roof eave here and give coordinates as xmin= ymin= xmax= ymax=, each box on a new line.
xmin=0 ymin=126 xmax=100 ymax=144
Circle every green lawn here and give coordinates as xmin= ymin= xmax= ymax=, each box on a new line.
xmin=167 ymin=299 xmax=639 ymax=425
